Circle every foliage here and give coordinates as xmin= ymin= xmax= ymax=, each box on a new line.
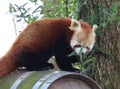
xmin=40 ymin=0 xmax=79 ymax=19
xmin=68 ymin=46 xmax=96 ymax=76
xmin=73 ymin=52 xmax=96 ymax=76
xmin=9 ymin=1 xmax=42 ymax=24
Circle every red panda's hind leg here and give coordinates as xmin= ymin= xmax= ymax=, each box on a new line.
xmin=18 ymin=52 xmax=54 ymax=71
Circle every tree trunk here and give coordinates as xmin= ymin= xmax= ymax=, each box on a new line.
xmin=78 ymin=0 xmax=120 ymax=89
xmin=95 ymin=24 xmax=120 ymax=89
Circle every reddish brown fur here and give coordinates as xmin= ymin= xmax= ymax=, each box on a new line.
xmin=75 ymin=22 xmax=92 ymax=44
xmin=81 ymin=22 xmax=92 ymax=42
xmin=0 ymin=43 xmax=24 ymax=77
xmin=18 ymin=18 xmax=72 ymax=52
xmin=0 ymin=18 xmax=72 ymax=77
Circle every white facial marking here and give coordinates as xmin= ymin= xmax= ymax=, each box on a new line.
xmin=89 ymin=40 xmax=95 ymax=50
xmin=70 ymin=35 xmax=81 ymax=55
xmin=74 ymin=48 xmax=81 ymax=55
xmin=74 ymin=48 xmax=87 ymax=55
xmin=70 ymin=35 xmax=78 ymax=49
xmin=70 ymin=34 xmax=95 ymax=55
xmin=82 ymin=48 xmax=87 ymax=54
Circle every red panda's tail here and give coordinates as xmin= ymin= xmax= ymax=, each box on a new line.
xmin=0 ymin=44 xmax=23 ymax=78
xmin=0 ymin=56 xmax=17 ymax=77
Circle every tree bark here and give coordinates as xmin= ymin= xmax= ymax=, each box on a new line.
xmin=78 ymin=0 xmax=120 ymax=89
xmin=95 ymin=24 xmax=120 ymax=89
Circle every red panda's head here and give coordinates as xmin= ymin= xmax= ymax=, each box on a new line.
xmin=69 ymin=19 xmax=98 ymax=55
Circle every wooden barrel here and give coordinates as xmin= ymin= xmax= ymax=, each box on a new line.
xmin=0 ymin=70 xmax=102 ymax=89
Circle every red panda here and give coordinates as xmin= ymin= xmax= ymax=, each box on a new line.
xmin=0 ymin=18 xmax=97 ymax=77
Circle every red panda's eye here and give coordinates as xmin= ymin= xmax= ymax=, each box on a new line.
xmin=86 ymin=46 xmax=90 ymax=50
xmin=74 ymin=44 xmax=81 ymax=48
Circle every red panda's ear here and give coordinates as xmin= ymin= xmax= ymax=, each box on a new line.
xmin=92 ymin=24 xmax=98 ymax=31
xmin=69 ymin=19 xmax=81 ymax=31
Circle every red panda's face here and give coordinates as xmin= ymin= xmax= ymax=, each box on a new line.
xmin=69 ymin=19 xmax=98 ymax=55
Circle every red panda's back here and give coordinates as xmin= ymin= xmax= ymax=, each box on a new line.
xmin=15 ymin=18 xmax=71 ymax=52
